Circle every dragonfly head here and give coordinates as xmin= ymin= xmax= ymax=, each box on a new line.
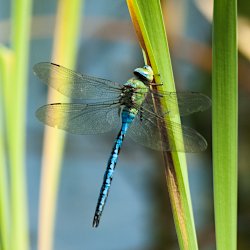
xmin=133 ymin=65 xmax=154 ymax=84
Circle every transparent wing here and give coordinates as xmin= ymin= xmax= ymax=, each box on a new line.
xmin=36 ymin=102 xmax=121 ymax=134
xmin=127 ymin=107 xmax=207 ymax=152
xmin=33 ymin=62 xmax=122 ymax=99
xmin=149 ymin=90 xmax=211 ymax=116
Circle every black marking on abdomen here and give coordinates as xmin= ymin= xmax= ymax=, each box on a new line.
xmin=92 ymin=111 xmax=134 ymax=227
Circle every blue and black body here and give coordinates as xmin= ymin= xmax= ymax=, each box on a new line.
xmin=92 ymin=109 xmax=135 ymax=227
xmin=92 ymin=66 xmax=153 ymax=227
xmin=93 ymin=66 xmax=153 ymax=227
xmin=34 ymin=62 xmax=211 ymax=227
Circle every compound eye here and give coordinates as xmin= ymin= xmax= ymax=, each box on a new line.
xmin=144 ymin=65 xmax=153 ymax=73
xmin=133 ymin=65 xmax=154 ymax=82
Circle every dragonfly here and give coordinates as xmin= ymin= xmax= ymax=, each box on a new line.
xmin=33 ymin=62 xmax=211 ymax=227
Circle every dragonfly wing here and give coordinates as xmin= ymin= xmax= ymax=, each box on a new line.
xmin=149 ymin=90 xmax=211 ymax=116
xmin=36 ymin=102 xmax=121 ymax=134
xmin=127 ymin=108 xmax=207 ymax=152
xmin=33 ymin=62 xmax=122 ymax=99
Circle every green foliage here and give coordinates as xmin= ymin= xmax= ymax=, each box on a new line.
xmin=127 ymin=1 xmax=198 ymax=249
xmin=0 ymin=46 xmax=11 ymax=250
xmin=0 ymin=0 xmax=32 ymax=248
xmin=212 ymin=0 xmax=238 ymax=249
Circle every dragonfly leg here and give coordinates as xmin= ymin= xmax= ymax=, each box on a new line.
xmin=150 ymin=82 xmax=163 ymax=86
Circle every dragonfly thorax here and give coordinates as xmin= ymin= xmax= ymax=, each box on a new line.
xmin=120 ymin=78 xmax=149 ymax=112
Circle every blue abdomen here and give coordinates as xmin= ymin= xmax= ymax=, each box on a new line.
xmin=92 ymin=109 xmax=135 ymax=227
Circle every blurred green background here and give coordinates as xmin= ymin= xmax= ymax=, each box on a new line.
xmin=0 ymin=0 xmax=249 ymax=249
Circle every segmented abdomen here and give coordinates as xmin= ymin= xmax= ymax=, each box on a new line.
xmin=92 ymin=109 xmax=135 ymax=227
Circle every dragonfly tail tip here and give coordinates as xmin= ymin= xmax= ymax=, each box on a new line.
xmin=92 ymin=214 xmax=100 ymax=228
